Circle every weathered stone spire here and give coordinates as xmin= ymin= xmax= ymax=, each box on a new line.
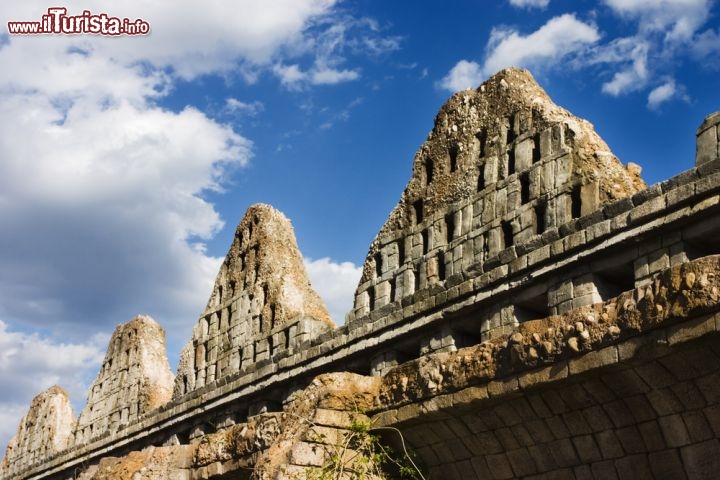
xmin=352 ymin=68 xmax=645 ymax=318
xmin=73 ymin=315 xmax=174 ymax=445
xmin=0 ymin=386 xmax=74 ymax=478
xmin=173 ymin=204 xmax=333 ymax=399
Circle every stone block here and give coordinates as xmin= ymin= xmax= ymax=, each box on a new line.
xmin=515 ymin=138 xmax=534 ymax=172
xmin=681 ymin=439 xmax=720 ymax=480
xmin=696 ymin=112 xmax=720 ymax=166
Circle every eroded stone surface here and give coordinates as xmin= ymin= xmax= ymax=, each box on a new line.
xmin=0 ymin=386 xmax=74 ymax=478
xmin=74 ymin=315 xmax=174 ymax=446
xmin=378 ymin=255 xmax=720 ymax=407
xmin=352 ymin=68 xmax=645 ymax=318
xmin=173 ymin=204 xmax=334 ymax=399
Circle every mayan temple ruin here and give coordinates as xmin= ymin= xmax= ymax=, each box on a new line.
xmin=3 ymin=68 xmax=720 ymax=479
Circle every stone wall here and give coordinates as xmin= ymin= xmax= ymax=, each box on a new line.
xmin=372 ymin=255 xmax=720 ymax=479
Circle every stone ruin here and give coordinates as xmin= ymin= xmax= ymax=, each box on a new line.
xmin=173 ymin=203 xmax=334 ymax=399
xmin=3 ymin=68 xmax=720 ymax=480
xmin=0 ymin=387 xmax=74 ymax=478
xmin=73 ymin=315 xmax=175 ymax=445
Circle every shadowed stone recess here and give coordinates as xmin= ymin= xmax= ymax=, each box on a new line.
xmin=173 ymin=203 xmax=334 ymax=399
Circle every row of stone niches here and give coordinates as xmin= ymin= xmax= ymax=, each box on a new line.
xmin=419 ymin=120 xmax=570 ymax=201
xmin=357 ymin=179 xmax=597 ymax=317
xmin=368 ymin=225 xmax=720 ymax=377
xmin=178 ymin=316 xmax=328 ymax=395
xmin=74 ymin=399 xmax=143 ymax=445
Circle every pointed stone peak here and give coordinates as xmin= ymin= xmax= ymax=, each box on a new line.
xmin=73 ymin=314 xmax=174 ymax=445
xmin=376 ymin=67 xmax=644 ymax=243
xmin=351 ymin=68 xmax=646 ymax=316
xmin=174 ymin=204 xmax=333 ymax=398
xmin=203 ymin=204 xmax=333 ymax=328
xmin=1 ymin=385 xmax=74 ymax=477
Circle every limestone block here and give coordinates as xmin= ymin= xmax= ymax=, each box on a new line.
xmin=696 ymin=112 xmax=720 ymax=166
xmin=515 ymin=137 xmax=534 ymax=172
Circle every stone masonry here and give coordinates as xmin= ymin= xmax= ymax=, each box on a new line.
xmin=0 ymin=387 xmax=74 ymax=479
xmin=351 ymin=69 xmax=645 ymax=367
xmin=73 ymin=315 xmax=175 ymax=445
xmin=173 ymin=203 xmax=334 ymax=401
xmin=3 ymin=68 xmax=720 ymax=479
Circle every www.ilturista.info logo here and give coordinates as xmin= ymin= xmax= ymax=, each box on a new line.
xmin=7 ymin=7 xmax=150 ymax=35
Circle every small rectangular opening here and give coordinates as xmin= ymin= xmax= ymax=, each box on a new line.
xmin=506 ymin=114 xmax=517 ymax=144
xmin=413 ymin=200 xmax=424 ymax=225
xmin=533 ymin=133 xmax=541 ymax=162
xmin=389 ymin=277 xmax=396 ymax=303
xmin=368 ymin=286 xmax=376 ymax=311
xmin=375 ymin=252 xmax=383 ymax=278
xmin=502 ymin=222 xmax=514 ymax=248
xmin=398 ymin=240 xmax=405 ymax=266
xmin=422 ymin=228 xmax=429 ymax=255
xmin=445 ymin=213 xmax=455 ymax=244
xmin=477 ymin=128 xmax=487 ymax=158
xmin=438 ymin=251 xmax=446 ymax=281
xmin=507 ymin=148 xmax=516 ymax=175
xmin=478 ymin=169 xmax=485 ymax=192
xmin=520 ymin=172 xmax=530 ymax=204
xmin=571 ymin=185 xmax=582 ymax=219
xmin=535 ymin=202 xmax=547 ymax=234
xmin=414 ymin=263 xmax=421 ymax=292
xmin=449 ymin=145 xmax=458 ymax=172
xmin=424 ymin=158 xmax=434 ymax=185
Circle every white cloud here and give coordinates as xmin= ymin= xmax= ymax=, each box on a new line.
xmin=311 ymin=67 xmax=360 ymax=85
xmin=646 ymin=78 xmax=688 ymax=109
xmin=647 ymin=80 xmax=677 ymax=108
xmin=482 ymin=14 xmax=600 ymax=77
xmin=600 ymin=41 xmax=650 ymax=95
xmin=438 ymin=60 xmax=484 ymax=92
xmin=225 ymin=98 xmax=264 ymax=116
xmin=439 ymin=15 xmax=600 ymax=93
xmin=692 ymin=28 xmax=720 ymax=64
xmin=2 ymin=1 xmax=339 ymax=80
xmin=603 ymin=0 xmax=711 ymax=42
xmin=0 ymin=320 xmax=107 ymax=451
xmin=509 ymin=0 xmax=550 ymax=8
xmin=304 ymin=257 xmax=362 ymax=324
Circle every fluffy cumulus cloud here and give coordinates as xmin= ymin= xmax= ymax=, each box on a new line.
xmin=304 ymin=257 xmax=362 ymax=324
xmin=437 ymin=60 xmax=484 ymax=92
xmin=440 ymin=0 xmax=716 ymax=107
xmin=482 ymin=14 xmax=600 ymax=76
xmin=0 ymin=320 xmax=107 ymax=449
xmin=0 ymin=0 xmax=379 ymax=453
xmin=603 ymin=0 xmax=711 ymax=42
xmin=439 ymin=15 xmax=599 ymax=92
xmin=592 ymin=0 xmax=714 ymax=100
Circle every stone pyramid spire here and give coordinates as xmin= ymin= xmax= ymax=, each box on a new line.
xmin=173 ymin=204 xmax=333 ymax=398
xmin=0 ymin=386 xmax=74 ymax=478
xmin=352 ymin=68 xmax=645 ymax=318
xmin=73 ymin=315 xmax=174 ymax=445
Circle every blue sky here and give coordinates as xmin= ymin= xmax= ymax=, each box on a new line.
xmin=0 ymin=0 xmax=718 ymax=450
